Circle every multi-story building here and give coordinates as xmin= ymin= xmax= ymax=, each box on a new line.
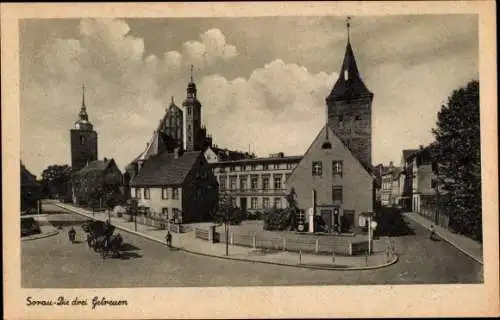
xmin=129 ymin=148 xmax=218 ymax=223
xmin=400 ymin=149 xmax=418 ymax=211
xmin=391 ymin=167 xmax=404 ymax=206
xmin=407 ymin=145 xmax=448 ymax=227
xmin=380 ymin=164 xmax=393 ymax=206
xmin=287 ymin=21 xmax=375 ymax=233
xmin=212 ymin=152 xmax=302 ymax=212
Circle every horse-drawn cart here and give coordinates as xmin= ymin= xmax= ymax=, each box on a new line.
xmin=82 ymin=220 xmax=123 ymax=259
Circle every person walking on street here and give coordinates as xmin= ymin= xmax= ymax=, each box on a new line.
xmin=429 ymin=224 xmax=435 ymax=240
xmin=86 ymin=233 xmax=93 ymax=249
xmin=166 ymin=231 xmax=172 ymax=248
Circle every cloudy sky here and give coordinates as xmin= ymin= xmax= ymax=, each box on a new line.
xmin=20 ymin=15 xmax=478 ymax=176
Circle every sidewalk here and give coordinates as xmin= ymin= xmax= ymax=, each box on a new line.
xmin=21 ymin=215 xmax=59 ymax=241
xmin=404 ymin=212 xmax=483 ymax=264
xmin=56 ymin=202 xmax=398 ymax=271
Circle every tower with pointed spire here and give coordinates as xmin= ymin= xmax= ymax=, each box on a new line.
xmin=182 ymin=64 xmax=203 ymax=152
xmin=326 ymin=17 xmax=374 ymax=168
xmin=70 ymin=85 xmax=98 ymax=172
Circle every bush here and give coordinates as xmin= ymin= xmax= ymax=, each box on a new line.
xmin=263 ymin=208 xmax=291 ymax=231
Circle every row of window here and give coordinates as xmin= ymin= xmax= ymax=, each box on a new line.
xmin=219 ymin=163 xmax=295 ymax=173
xmin=312 ymin=160 xmax=343 ymax=177
xmin=219 ymin=174 xmax=291 ymax=191
xmin=228 ymin=197 xmax=284 ymax=209
xmin=134 ymin=187 xmax=180 ymax=200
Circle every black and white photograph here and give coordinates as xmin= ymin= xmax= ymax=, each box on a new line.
xmin=3 ymin=2 xmax=498 ymax=319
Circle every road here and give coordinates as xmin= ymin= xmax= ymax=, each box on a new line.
xmin=21 ymin=203 xmax=483 ymax=287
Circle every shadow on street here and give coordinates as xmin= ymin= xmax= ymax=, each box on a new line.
xmin=117 ymin=252 xmax=143 ymax=260
xmin=119 ymin=243 xmax=141 ymax=251
xmin=374 ymin=207 xmax=416 ymax=237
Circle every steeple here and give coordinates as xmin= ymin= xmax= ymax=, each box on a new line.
xmin=185 ymin=64 xmax=197 ymax=100
xmin=79 ymin=84 xmax=89 ymax=121
xmin=326 ymin=17 xmax=372 ymax=102
xmin=75 ymin=84 xmax=93 ymax=130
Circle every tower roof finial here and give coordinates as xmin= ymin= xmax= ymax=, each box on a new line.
xmin=190 ymin=64 xmax=194 ymax=83
xmin=171 ymin=96 xmax=174 ymax=104
xmin=81 ymin=83 xmax=86 ymax=109
xmin=346 ymin=16 xmax=351 ymax=42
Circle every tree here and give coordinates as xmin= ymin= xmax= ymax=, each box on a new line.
xmin=431 ymin=80 xmax=481 ymax=242
xmin=285 ymin=188 xmax=299 ymax=231
xmin=41 ymin=164 xmax=72 ymax=198
xmin=212 ymin=196 xmax=244 ymax=256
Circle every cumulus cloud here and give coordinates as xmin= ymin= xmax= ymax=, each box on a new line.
xmin=198 ymin=59 xmax=337 ymax=156
xmin=21 ymin=18 xmax=333 ymax=175
xmin=182 ymin=28 xmax=238 ymax=67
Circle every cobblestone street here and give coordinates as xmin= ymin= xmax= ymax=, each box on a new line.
xmin=21 ymin=203 xmax=483 ymax=287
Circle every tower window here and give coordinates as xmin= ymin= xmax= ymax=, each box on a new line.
xmin=187 ymin=107 xmax=191 ymax=115
xmin=344 ymin=70 xmax=349 ymax=80
xmin=338 ymin=115 xmax=343 ymax=122
xmin=355 ymin=115 xmax=361 ymax=121
xmin=80 ymin=136 xmax=86 ymax=145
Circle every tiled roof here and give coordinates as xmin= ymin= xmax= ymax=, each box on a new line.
xmin=130 ymin=151 xmax=201 ymax=186
xmin=73 ymin=159 xmax=114 ymax=177
xmin=326 ymin=41 xmax=373 ymax=102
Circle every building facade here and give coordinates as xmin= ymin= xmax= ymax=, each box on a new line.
xmin=287 ymin=22 xmax=374 ymax=233
xmin=129 ymin=149 xmax=218 ymax=223
xmin=70 ymin=86 xmax=98 ymax=173
xmin=212 ymin=153 xmax=302 ymax=213
xmin=287 ymin=125 xmax=373 ymax=233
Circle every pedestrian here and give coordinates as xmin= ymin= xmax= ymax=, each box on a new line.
xmin=429 ymin=224 xmax=435 ymax=240
xmin=86 ymin=233 xmax=93 ymax=249
xmin=166 ymin=231 xmax=172 ymax=247
xmin=68 ymin=227 xmax=76 ymax=243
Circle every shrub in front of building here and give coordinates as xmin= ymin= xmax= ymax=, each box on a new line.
xmin=263 ymin=208 xmax=292 ymax=231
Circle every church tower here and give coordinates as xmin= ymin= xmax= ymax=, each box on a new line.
xmin=326 ymin=17 xmax=374 ymax=168
xmin=70 ymin=85 xmax=98 ymax=172
xmin=182 ymin=65 xmax=203 ymax=152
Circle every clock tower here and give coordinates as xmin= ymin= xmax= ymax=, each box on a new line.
xmin=70 ymin=85 xmax=98 ymax=172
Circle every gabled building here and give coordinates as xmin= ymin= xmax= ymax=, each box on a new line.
xmin=287 ymin=20 xmax=375 ymax=233
xmin=129 ymin=149 xmax=218 ymax=223
xmin=287 ymin=125 xmax=373 ymax=233
xmin=21 ymin=162 xmax=42 ymax=214
xmin=71 ymin=158 xmax=124 ymax=206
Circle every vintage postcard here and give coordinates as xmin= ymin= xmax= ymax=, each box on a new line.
xmin=2 ymin=1 xmax=499 ymax=319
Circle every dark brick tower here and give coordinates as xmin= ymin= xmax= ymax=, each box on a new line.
xmin=70 ymin=85 xmax=98 ymax=172
xmin=182 ymin=65 xmax=202 ymax=152
xmin=326 ymin=17 xmax=374 ymax=168
xmin=159 ymin=96 xmax=184 ymax=152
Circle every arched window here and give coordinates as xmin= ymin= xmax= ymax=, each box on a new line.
xmin=80 ymin=136 xmax=86 ymax=145
xmin=355 ymin=115 xmax=361 ymax=121
xmin=338 ymin=115 xmax=343 ymax=122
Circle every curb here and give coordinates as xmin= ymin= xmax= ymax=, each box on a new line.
xmin=21 ymin=230 xmax=59 ymax=242
xmin=57 ymin=203 xmax=399 ymax=271
xmin=403 ymin=213 xmax=483 ymax=265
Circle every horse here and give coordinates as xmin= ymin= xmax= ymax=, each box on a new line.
xmin=107 ymin=234 xmax=123 ymax=258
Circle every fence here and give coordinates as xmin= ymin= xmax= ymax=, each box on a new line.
xmin=195 ymin=227 xmax=370 ymax=256
xmin=119 ymin=213 xmax=187 ymax=233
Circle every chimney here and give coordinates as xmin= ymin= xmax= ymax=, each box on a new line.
xmin=389 ymin=161 xmax=394 ymax=168
xmin=419 ymin=144 xmax=424 ymax=150
xmin=104 ymin=157 xmax=108 ymax=162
